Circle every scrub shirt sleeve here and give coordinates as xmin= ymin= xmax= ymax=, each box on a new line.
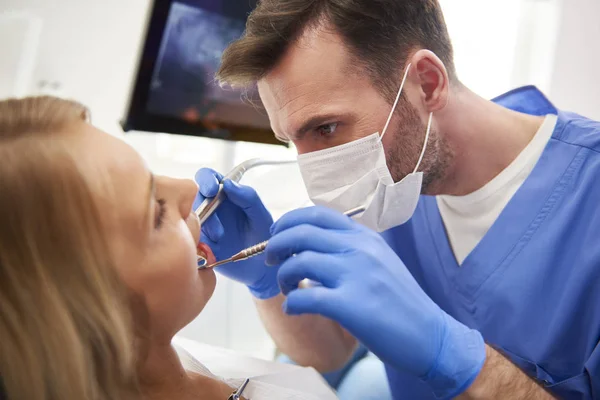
xmin=543 ymin=341 xmax=600 ymax=398
xmin=586 ymin=341 xmax=600 ymax=397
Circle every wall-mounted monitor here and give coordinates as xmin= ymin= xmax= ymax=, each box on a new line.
xmin=122 ymin=0 xmax=282 ymax=146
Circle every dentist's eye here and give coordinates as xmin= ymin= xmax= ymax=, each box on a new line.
xmin=315 ymin=123 xmax=338 ymax=138
xmin=155 ymin=199 xmax=167 ymax=229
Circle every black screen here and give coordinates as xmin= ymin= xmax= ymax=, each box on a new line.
xmin=122 ymin=0 xmax=281 ymax=146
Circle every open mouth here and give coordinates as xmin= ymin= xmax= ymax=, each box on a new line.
xmin=197 ymin=242 xmax=216 ymax=268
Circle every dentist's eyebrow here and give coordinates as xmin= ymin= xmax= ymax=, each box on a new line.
xmin=292 ymin=112 xmax=352 ymax=139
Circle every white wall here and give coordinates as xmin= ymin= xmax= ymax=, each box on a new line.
xmin=0 ymin=12 xmax=42 ymax=97
xmin=440 ymin=0 xmax=562 ymax=98
xmin=443 ymin=0 xmax=600 ymax=119
xmin=547 ymin=0 xmax=600 ymax=120
xmin=0 ymin=0 xmax=151 ymax=133
xmin=441 ymin=0 xmax=524 ymax=98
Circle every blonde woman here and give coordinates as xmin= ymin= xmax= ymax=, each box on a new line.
xmin=0 ymin=95 xmax=237 ymax=400
xmin=0 ymin=97 xmax=336 ymax=400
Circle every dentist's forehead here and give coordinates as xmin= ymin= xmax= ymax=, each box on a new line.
xmin=257 ymin=29 xmax=371 ymax=139
xmin=261 ymin=29 xmax=354 ymax=101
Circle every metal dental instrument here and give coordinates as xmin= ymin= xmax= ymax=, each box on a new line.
xmin=227 ymin=378 xmax=250 ymax=400
xmin=195 ymin=158 xmax=297 ymax=226
xmin=195 ymin=158 xmax=297 ymax=267
xmin=198 ymin=205 xmax=366 ymax=270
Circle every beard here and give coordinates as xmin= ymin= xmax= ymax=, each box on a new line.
xmin=383 ymin=100 xmax=453 ymax=194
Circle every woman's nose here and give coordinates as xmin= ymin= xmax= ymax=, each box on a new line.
xmin=179 ymin=179 xmax=199 ymax=217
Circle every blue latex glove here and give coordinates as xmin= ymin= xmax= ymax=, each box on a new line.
xmin=267 ymin=206 xmax=486 ymax=399
xmin=194 ymin=168 xmax=279 ymax=299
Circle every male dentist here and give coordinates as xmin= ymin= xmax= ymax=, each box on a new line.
xmin=195 ymin=0 xmax=600 ymax=398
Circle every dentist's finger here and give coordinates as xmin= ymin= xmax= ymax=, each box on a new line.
xmin=283 ymin=286 xmax=337 ymax=317
xmin=194 ymin=168 xmax=224 ymax=199
xmin=277 ymin=251 xmax=344 ymax=294
xmin=271 ymin=206 xmax=355 ymax=236
xmin=201 ymin=213 xmax=225 ymax=242
xmin=222 ymin=180 xmax=271 ymax=222
xmin=194 ymin=168 xmax=226 ymax=241
xmin=266 ymin=225 xmax=348 ymax=266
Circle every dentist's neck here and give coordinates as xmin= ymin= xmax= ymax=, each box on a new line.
xmin=435 ymin=85 xmax=544 ymax=196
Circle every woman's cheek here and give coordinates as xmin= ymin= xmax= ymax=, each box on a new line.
xmin=185 ymin=212 xmax=201 ymax=246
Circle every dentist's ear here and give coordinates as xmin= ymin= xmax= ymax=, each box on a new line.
xmin=409 ymin=50 xmax=450 ymax=113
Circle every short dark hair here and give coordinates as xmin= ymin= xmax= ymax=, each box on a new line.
xmin=217 ymin=0 xmax=456 ymax=100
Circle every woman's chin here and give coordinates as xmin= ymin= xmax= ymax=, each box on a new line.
xmin=194 ymin=242 xmax=218 ymax=305
xmin=198 ymin=271 xmax=217 ymax=301
xmin=191 ymin=266 xmax=217 ymax=317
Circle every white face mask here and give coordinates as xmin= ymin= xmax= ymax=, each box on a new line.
xmin=297 ymin=63 xmax=433 ymax=232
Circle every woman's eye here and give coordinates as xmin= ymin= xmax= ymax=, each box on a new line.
xmin=155 ymin=199 xmax=167 ymax=229
xmin=315 ymin=123 xmax=338 ymax=138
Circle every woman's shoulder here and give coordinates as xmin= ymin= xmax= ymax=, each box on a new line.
xmin=172 ymin=337 xmax=338 ymax=399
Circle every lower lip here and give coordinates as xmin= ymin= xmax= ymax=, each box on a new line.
xmin=197 ymin=242 xmax=216 ymax=266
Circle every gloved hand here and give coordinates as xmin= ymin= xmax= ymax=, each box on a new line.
xmin=267 ymin=206 xmax=486 ymax=399
xmin=194 ymin=168 xmax=279 ymax=299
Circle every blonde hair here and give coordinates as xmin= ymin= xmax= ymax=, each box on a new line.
xmin=0 ymin=97 xmax=137 ymax=399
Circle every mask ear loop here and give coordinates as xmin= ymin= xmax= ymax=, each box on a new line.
xmin=380 ymin=63 xmax=412 ymax=141
xmin=379 ymin=62 xmax=432 ymax=174
xmin=413 ymin=112 xmax=433 ymax=174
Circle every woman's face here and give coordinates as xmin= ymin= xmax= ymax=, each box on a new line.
xmin=71 ymin=123 xmax=216 ymax=340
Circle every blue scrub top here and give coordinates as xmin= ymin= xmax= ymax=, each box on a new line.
xmin=382 ymin=86 xmax=600 ymax=399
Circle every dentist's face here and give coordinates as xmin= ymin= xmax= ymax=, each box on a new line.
xmin=257 ymin=27 xmax=446 ymax=189
xmin=70 ymin=123 xmax=216 ymax=340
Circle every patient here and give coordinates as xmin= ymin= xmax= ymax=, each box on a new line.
xmin=0 ymin=97 xmax=238 ymax=399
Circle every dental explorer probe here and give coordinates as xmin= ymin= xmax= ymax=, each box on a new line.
xmin=195 ymin=158 xmax=297 ymax=226
xmin=198 ymin=206 xmax=366 ymax=270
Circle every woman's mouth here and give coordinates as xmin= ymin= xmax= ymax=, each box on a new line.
xmin=197 ymin=242 xmax=216 ymax=266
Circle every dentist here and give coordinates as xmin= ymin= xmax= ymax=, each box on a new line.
xmin=195 ymin=0 xmax=600 ymax=398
